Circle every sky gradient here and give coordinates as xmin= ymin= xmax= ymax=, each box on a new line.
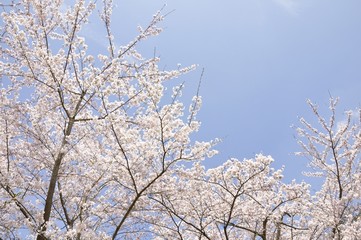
xmin=87 ymin=0 xmax=361 ymax=184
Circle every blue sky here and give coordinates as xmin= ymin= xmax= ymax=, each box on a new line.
xmin=87 ymin=0 xmax=361 ymax=183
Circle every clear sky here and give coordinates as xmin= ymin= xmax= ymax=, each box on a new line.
xmin=86 ymin=0 xmax=361 ymax=184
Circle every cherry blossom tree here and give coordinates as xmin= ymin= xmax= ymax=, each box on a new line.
xmin=149 ymin=155 xmax=310 ymax=240
xmin=0 ymin=0 xmax=216 ymax=239
xmin=296 ymin=98 xmax=361 ymax=239
xmin=1 ymin=1 xmax=360 ymax=240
